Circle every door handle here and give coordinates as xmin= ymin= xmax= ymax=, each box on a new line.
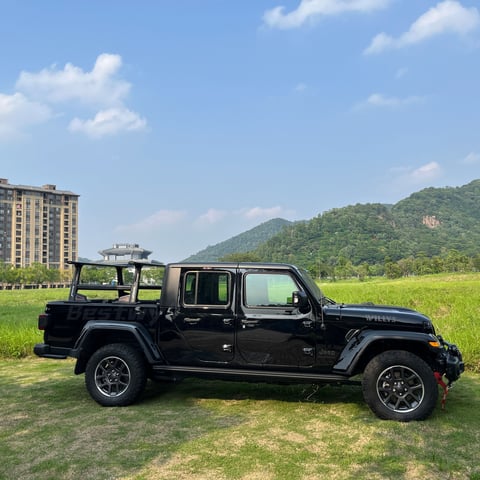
xmin=241 ymin=319 xmax=259 ymax=328
xmin=184 ymin=317 xmax=200 ymax=324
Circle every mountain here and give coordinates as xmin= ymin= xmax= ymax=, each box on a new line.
xmin=253 ymin=180 xmax=480 ymax=268
xmin=390 ymin=180 xmax=480 ymax=257
xmin=183 ymin=218 xmax=293 ymax=262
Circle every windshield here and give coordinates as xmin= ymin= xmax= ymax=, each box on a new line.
xmin=298 ymin=268 xmax=335 ymax=304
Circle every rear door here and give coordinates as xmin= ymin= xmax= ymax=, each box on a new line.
xmin=159 ymin=268 xmax=235 ymax=364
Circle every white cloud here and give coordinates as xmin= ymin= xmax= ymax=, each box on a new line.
xmin=195 ymin=206 xmax=294 ymax=228
xmin=0 ymin=53 xmax=147 ymax=140
xmin=108 ymin=206 xmax=299 ymax=262
xmin=195 ymin=209 xmax=228 ymax=226
xmin=0 ymin=92 xmax=52 ymax=139
xmin=355 ymin=93 xmax=424 ymax=110
xmin=393 ymin=161 xmax=443 ymax=186
xmin=242 ymin=206 xmax=287 ymax=219
xmin=294 ymin=82 xmax=307 ymax=93
xmin=395 ymin=67 xmax=409 ymax=79
xmin=410 ymin=161 xmax=442 ymax=183
xmin=365 ymin=0 xmax=480 ymax=54
xmin=15 ymin=53 xmax=130 ymax=107
xmin=263 ymin=0 xmax=390 ymax=29
xmin=68 ymin=108 xmax=147 ymax=139
xmin=115 ymin=209 xmax=187 ymax=233
xmin=462 ymin=152 xmax=480 ymax=164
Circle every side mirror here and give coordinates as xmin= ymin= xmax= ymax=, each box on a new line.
xmin=292 ymin=291 xmax=310 ymax=313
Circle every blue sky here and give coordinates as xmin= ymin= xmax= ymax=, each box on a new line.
xmin=1 ymin=0 xmax=480 ymax=263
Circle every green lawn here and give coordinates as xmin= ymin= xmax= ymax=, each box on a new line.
xmin=0 ymin=358 xmax=479 ymax=480
xmin=320 ymin=273 xmax=480 ymax=372
xmin=2 ymin=273 xmax=479 ymax=370
xmin=1 ymin=275 xmax=480 ymax=479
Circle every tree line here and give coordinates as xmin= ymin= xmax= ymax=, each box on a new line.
xmin=0 ymin=262 xmax=68 ymax=285
xmin=0 ymin=262 xmax=165 ymax=286
xmin=311 ymin=249 xmax=480 ymax=280
xmin=220 ymin=249 xmax=480 ymax=280
xmin=1 ymin=249 xmax=479 ymax=286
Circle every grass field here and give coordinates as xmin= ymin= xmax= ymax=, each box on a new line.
xmin=1 ymin=273 xmax=479 ymax=369
xmin=1 ymin=274 xmax=479 ymax=479
xmin=321 ymin=273 xmax=480 ymax=372
xmin=1 ymin=359 xmax=479 ymax=480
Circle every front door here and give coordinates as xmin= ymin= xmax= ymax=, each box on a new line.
xmin=236 ymin=269 xmax=316 ymax=367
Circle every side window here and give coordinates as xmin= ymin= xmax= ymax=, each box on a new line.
xmin=244 ymin=273 xmax=298 ymax=307
xmin=183 ymin=271 xmax=230 ymax=306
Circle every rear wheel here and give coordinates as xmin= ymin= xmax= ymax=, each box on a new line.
xmin=85 ymin=343 xmax=147 ymax=406
xmin=362 ymin=350 xmax=438 ymax=421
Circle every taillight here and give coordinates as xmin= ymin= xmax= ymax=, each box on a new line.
xmin=38 ymin=313 xmax=49 ymax=330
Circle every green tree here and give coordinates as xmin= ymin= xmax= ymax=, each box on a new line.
xmin=220 ymin=252 xmax=261 ymax=262
xmin=0 ymin=262 xmax=16 ymax=283
xmin=385 ymin=261 xmax=402 ymax=279
xmin=443 ymin=249 xmax=471 ymax=272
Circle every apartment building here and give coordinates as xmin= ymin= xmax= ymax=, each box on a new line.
xmin=0 ymin=179 xmax=79 ymax=270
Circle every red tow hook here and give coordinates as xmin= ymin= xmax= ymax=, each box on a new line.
xmin=434 ymin=372 xmax=449 ymax=409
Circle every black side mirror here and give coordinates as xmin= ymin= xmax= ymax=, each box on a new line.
xmin=292 ymin=291 xmax=310 ymax=313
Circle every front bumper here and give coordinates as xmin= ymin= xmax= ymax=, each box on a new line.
xmin=437 ymin=336 xmax=464 ymax=384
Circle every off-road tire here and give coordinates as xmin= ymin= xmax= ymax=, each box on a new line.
xmin=85 ymin=343 xmax=147 ymax=406
xmin=362 ymin=350 xmax=438 ymax=421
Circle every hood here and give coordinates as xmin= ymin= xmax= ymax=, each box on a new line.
xmin=323 ymin=303 xmax=434 ymax=333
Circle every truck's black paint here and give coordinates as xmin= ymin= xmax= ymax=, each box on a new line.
xmin=34 ymin=260 xmax=464 ymax=421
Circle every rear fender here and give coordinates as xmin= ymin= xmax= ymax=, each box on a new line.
xmin=72 ymin=321 xmax=164 ymax=374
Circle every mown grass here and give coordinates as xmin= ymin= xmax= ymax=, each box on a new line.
xmin=1 ymin=273 xmax=479 ymax=369
xmin=0 ymin=358 xmax=479 ymax=480
xmin=0 ymin=288 xmax=63 ymax=358
xmin=321 ymin=273 xmax=480 ymax=372
xmin=1 ymin=275 xmax=480 ymax=479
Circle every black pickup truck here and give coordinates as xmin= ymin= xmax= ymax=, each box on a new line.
xmin=34 ymin=260 xmax=464 ymax=421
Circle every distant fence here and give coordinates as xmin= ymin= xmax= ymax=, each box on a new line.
xmin=0 ymin=283 xmax=69 ymax=290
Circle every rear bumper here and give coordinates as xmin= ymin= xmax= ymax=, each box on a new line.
xmin=34 ymin=343 xmax=72 ymax=359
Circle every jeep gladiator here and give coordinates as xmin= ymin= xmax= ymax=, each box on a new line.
xmin=34 ymin=260 xmax=464 ymax=421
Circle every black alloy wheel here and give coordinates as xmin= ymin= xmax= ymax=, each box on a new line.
xmin=85 ymin=343 xmax=147 ymax=406
xmin=362 ymin=350 xmax=438 ymax=421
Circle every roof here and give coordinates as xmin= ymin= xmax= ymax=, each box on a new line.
xmin=166 ymin=261 xmax=297 ymax=270
xmin=0 ymin=181 xmax=78 ymax=196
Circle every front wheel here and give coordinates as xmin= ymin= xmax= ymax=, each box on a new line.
xmin=85 ymin=343 xmax=147 ymax=406
xmin=362 ymin=350 xmax=438 ymax=421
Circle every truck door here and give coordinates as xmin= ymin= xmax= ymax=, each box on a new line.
xmin=236 ymin=269 xmax=316 ymax=367
xmin=160 ymin=269 xmax=235 ymax=364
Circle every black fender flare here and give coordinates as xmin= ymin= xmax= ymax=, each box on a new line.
xmin=332 ymin=329 xmax=441 ymax=376
xmin=72 ymin=320 xmax=165 ymax=374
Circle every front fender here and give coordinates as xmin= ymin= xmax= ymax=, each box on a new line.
xmin=72 ymin=321 xmax=164 ymax=374
xmin=332 ymin=329 xmax=440 ymax=376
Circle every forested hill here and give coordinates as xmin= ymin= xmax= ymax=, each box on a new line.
xmin=254 ymin=179 xmax=480 ymax=269
xmin=183 ymin=218 xmax=292 ymax=261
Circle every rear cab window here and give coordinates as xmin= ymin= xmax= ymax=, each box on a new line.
xmin=182 ymin=270 xmax=231 ymax=307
